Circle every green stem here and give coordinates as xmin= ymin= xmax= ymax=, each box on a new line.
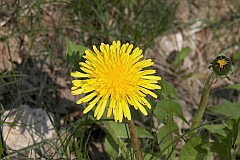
xmin=190 ymin=73 xmax=215 ymax=138
xmin=167 ymin=114 xmax=173 ymax=156
xmin=127 ymin=120 xmax=143 ymax=160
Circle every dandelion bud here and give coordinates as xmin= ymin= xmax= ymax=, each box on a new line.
xmin=209 ymin=55 xmax=232 ymax=76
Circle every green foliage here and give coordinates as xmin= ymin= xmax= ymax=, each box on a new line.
xmin=1 ymin=0 xmax=240 ymax=159
xmin=208 ymin=101 xmax=240 ymax=119
xmin=232 ymin=51 xmax=240 ymax=63
xmin=0 ymin=134 xmax=2 ymax=158
xmin=207 ymin=119 xmax=240 ymax=160
xmin=155 ymin=100 xmax=188 ymax=125
xmin=0 ymin=74 xmax=27 ymax=79
xmin=157 ymin=79 xmax=178 ymax=100
xmin=105 ymin=122 xmax=152 ymax=139
xmin=204 ymin=102 xmax=240 ymax=159
xmin=66 ymin=38 xmax=89 ymax=69
xmin=173 ymin=47 xmax=191 ymax=68
xmin=225 ymin=83 xmax=240 ymax=90
xmin=104 ymin=121 xmax=152 ymax=159
xmin=180 ymin=136 xmax=207 ymax=160
xmin=157 ymin=120 xmax=178 ymax=158
xmin=104 ymin=121 xmax=129 ymax=159
xmin=154 ymin=79 xmax=188 ymax=159
xmin=66 ymin=0 xmax=177 ymax=49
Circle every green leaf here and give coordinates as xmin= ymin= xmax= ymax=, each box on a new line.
xmin=210 ymin=140 xmax=231 ymax=159
xmin=143 ymin=153 xmax=159 ymax=160
xmin=66 ymin=38 xmax=88 ymax=57
xmin=157 ymin=122 xmax=178 ymax=145
xmin=158 ymin=80 xmax=178 ymax=100
xmin=66 ymin=38 xmax=89 ymax=68
xmin=104 ymin=121 xmax=152 ymax=159
xmin=105 ymin=122 xmax=152 ymax=139
xmin=208 ymin=101 xmax=240 ymax=119
xmin=232 ymin=51 xmax=240 ymax=62
xmin=0 ymin=133 xmax=2 ymax=158
xmin=225 ymin=83 xmax=240 ymax=90
xmin=105 ymin=134 xmax=119 ymax=159
xmin=74 ymin=140 xmax=82 ymax=159
xmin=157 ymin=120 xmax=178 ymax=159
xmin=235 ymin=118 xmax=240 ymax=145
xmin=207 ymin=119 xmax=240 ymax=160
xmin=0 ymin=74 xmax=27 ymax=79
xmin=155 ymin=100 xmax=189 ymax=125
xmin=173 ymin=47 xmax=191 ymax=68
xmin=203 ymin=124 xmax=229 ymax=137
xmin=179 ymin=136 xmax=204 ymax=160
xmin=104 ymin=121 xmax=128 ymax=159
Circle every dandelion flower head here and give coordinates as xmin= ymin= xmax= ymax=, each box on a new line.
xmin=71 ymin=41 xmax=161 ymax=122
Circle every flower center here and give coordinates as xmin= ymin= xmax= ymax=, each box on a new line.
xmin=106 ymin=62 xmax=129 ymax=100
xmin=217 ymin=59 xmax=227 ymax=69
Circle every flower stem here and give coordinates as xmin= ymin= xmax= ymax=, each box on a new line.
xmin=127 ymin=120 xmax=143 ymax=160
xmin=190 ymin=73 xmax=215 ymax=138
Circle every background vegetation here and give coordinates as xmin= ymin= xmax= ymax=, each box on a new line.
xmin=0 ymin=0 xmax=240 ymax=159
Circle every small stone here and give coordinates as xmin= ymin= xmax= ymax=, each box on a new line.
xmin=1 ymin=105 xmax=56 ymax=158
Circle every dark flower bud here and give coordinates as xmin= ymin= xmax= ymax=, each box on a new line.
xmin=209 ymin=55 xmax=232 ymax=76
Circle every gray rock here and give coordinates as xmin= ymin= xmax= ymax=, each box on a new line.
xmin=1 ymin=105 xmax=57 ymax=158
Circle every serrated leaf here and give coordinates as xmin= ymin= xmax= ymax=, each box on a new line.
xmin=155 ymin=100 xmax=189 ymax=125
xmin=66 ymin=38 xmax=88 ymax=57
xmin=105 ymin=134 xmax=119 ymax=159
xmin=104 ymin=121 xmax=152 ymax=159
xmin=66 ymin=38 xmax=89 ymax=69
xmin=157 ymin=122 xmax=178 ymax=144
xmin=105 ymin=122 xmax=152 ymax=139
xmin=179 ymin=136 xmax=202 ymax=160
xmin=225 ymin=83 xmax=240 ymax=90
xmin=157 ymin=80 xmax=178 ymax=100
xmin=173 ymin=47 xmax=191 ymax=68
xmin=104 ymin=121 xmax=128 ymax=159
xmin=143 ymin=153 xmax=159 ymax=160
xmin=157 ymin=120 xmax=178 ymax=159
xmin=208 ymin=101 xmax=240 ymax=119
xmin=208 ymin=119 xmax=240 ymax=160
xmin=203 ymin=124 xmax=229 ymax=137
xmin=210 ymin=141 xmax=231 ymax=159
xmin=235 ymin=118 xmax=240 ymax=145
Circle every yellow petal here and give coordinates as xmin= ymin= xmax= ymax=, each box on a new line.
xmin=141 ymin=70 xmax=156 ymax=75
xmin=140 ymin=87 xmax=158 ymax=98
xmin=140 ymin=59 xmax=154 ymax=68
xmin=126 ymin=44 xmax=133 ymax=55
xmin=96 ymin=98 xmax=108 ymax=120
xmin=94 ymin=100 xmax=103 ymax=117
xmin=134 ymin=100 xmax=148 ymax=116
xmin=83 ymin=96 xmax=101 ymax=114
xmin=71 ymin=71 xmax=89 ymax=78
xmin=122 ymin=101 xmax=131 ymax=120
xmin=140 ymin=83 xmax=161 ymax=90
xmin=141 ymin=97 xmax=151 ymax=109
xmin=142 ymin=75 xmax=161 ymax=81
xmin=76 ymin=92 xmax=97 ymax=104
xmin=116 ymin=104 xmax=123 ymax=122
xmin=71 ymin=88 xmax=84 ymax=95
xmin=72 ymin=80 xmax=82 ymax=86
xmin=71 ymin=86 xmax=79 ymax=91
xmin=80 ymin=67 xmax=94 ymax=74
xmin=107 ymin=99 xmax=116 ymax=117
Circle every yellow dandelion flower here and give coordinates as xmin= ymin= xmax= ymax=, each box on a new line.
xmin=71 ymin=41 xmax=161 ymax=122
